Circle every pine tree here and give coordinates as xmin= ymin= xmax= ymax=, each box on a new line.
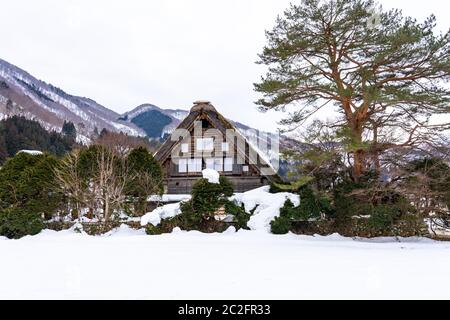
xmin=62 ymin=121 xmax=77 ymax=143
xmin=0 ymin=152 xmax=63 ymax=219
xmin=126 ymin=147 xmax=164 ymax=215
xmin=255 ymin=0 xmax=450 ymax=180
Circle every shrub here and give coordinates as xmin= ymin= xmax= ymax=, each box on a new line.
xmin=0 ymin=208 xmax=44 ymax=239
xmin=147 ymin=176 xmax=236 ymax=234
xmin=188 ymin=176 xmax=234 ymax=218
xmin=224 ymin=201 xmax=251 ymax=230
xmin=270 ymin=216 xmax=292 ymax=235
xmin=0 ymin=152 xmax=63 ymax=219
xmin=270 ymin=186 xmax=324 ymax=234
xmin=368 ymin=205 xmax=400 ymax=231
xmin=145 ymin=223 xmax=164 ymax=235
xmin=295 ymin=187 xmax=321 ymax=220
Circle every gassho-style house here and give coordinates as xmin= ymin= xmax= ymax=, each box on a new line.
xmin=154 ymin=101 xmax=282 ymax=194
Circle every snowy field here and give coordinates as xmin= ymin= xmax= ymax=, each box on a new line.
xmin=1 ymin=225 xmax=450 ymax=300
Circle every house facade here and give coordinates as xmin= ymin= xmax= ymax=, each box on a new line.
xmin=154 ymin=101 xmax=281 ymax=194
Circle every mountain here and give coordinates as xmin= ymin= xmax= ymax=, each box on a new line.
xmin=0 ymin=57 xmax=305 ymax=169
xmin=0 ymin=58 xmax=144 ymax=143
xmin=121 ymin=103 xmax=282 ymax=142
xmin=119 ymin=104 xmax=189 ymax=139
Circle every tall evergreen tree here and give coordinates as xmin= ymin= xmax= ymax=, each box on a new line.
xmin=126 ymin=147 xmax=164 ymax=215
xmin=62 ymin=120 xmax=77 ymax=143
xmin=255 ymin=0 xmax=450 ymax=180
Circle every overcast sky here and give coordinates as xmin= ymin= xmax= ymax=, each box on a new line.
xmin=0 ymin=0 xmax=449 ymax=131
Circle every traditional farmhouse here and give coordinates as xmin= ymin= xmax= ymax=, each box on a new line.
xmin=154 ymin=101 xmax=281 ymax=194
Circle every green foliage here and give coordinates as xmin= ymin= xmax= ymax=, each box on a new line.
xmin=0 ymin=116 xmax=74 ymax=164
xmin=188 ymin=176 xmax=234 ymax=217
xmin=0 ymin=207 xmax=44 ymax=239
xmin=270 ymin=216 xmax=292 ymax=235
xmin=276 ymin=200 xmax=299 ymax=228
xmin=270 ymin=186 xmax=324 ymax=234
xmin=368 ymin=204 xmax=402 ymax=231
xmin=332 ymin=171 xmax=415 ymax=232
xmin=131 ymin=110 xmax=172 ymax=139
xmin=224 ymin=201 xmax=251 ymax=230
xmin=273 ymin=176 xmax=315 ymax=192
xmin=145 ymin=223 xmax=164 ymax=235
xmin=163 ymin=176 xmax=236 ymax=231
xmin=255 ymin=0 xmax=450 ymax=179
xmin=332 ymin=171 xmax=379 ymax=219
xmin=126 ymin=147 xmax=164 ymax=215
xmin=296 ymin=187 xmax=322 ymax=220
xmin=0 ymin=152 xmax=63 ymax=219
xmin=62 ymin=121 xmax=77 ymax=143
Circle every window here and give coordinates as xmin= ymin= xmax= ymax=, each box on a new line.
xmin=221 ymin=142 xmax=229 ymax=152
xmin=243 ymin=165 xmax=249 ymax=172
xmin=196 ymin=138 xmax=214 ymax=151
xmin=188 ymin=158 xmax=202 ymax=172
xmin=205 ymin=158 xmax=223 ymax=171
xmin=181 ymin=143 xmax=189 ymax=153
xmin=178 ymin=159 xmax=187 ymax=173
xmin=214 ymin=158 xmax=223 ymax=171
xmin=201 ymin=119 xmax=210 ymax=128
xmin=205 ymin=158 xmax=214 ymax=170
xmin=224 ymin=157 xmax=233 ymax=171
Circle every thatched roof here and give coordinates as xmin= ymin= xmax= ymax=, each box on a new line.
xmin=154 ymin=101 xmax=279 ymax=180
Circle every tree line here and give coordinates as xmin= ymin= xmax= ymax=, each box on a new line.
xmin=0 ymin=116 xmax=75 ymax=164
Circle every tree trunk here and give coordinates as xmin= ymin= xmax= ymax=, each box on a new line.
xmin=104 ymin=196 xmax=110 ymax=222
xmin=372 ymin=125 xmax=381 ymax=175
xmin=353 ymin=149 xmax=366 ymax=181
xmin=352 ymin=120 xmax=367 ymax=181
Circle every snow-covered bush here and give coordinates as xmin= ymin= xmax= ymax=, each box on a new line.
xmin=181 ymin=176 xmax=234 ymax=220
xmin=143 ymin=174 xmax=235 ymax=234
xmin=224 ymin=201 xmax=251 ymax=230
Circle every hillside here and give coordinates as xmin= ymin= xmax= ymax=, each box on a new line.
xmin=0 ymin=58 xmax=144 ymax=143
xmin=0 ymin=57 xmax=305 ymax=173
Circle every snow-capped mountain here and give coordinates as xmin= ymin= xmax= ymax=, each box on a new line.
xmin=121 ymin=103 xmax=281 ymax=141
xmin=0 ymin=58 xmax=144 ymax=143
xmin=0 ymin=57 xmax=304 ymax=163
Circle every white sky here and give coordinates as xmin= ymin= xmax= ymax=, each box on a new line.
xmin=0 ymin=0 xmax=449 ymax=132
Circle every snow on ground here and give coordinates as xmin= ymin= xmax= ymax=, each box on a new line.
xmin=1 ymin=226 xmax=450 ymax=299
xmin=231 ymin=186 xmax=300 ymax=231
xmin=147 ymin=194 xmax=191 ymax=203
